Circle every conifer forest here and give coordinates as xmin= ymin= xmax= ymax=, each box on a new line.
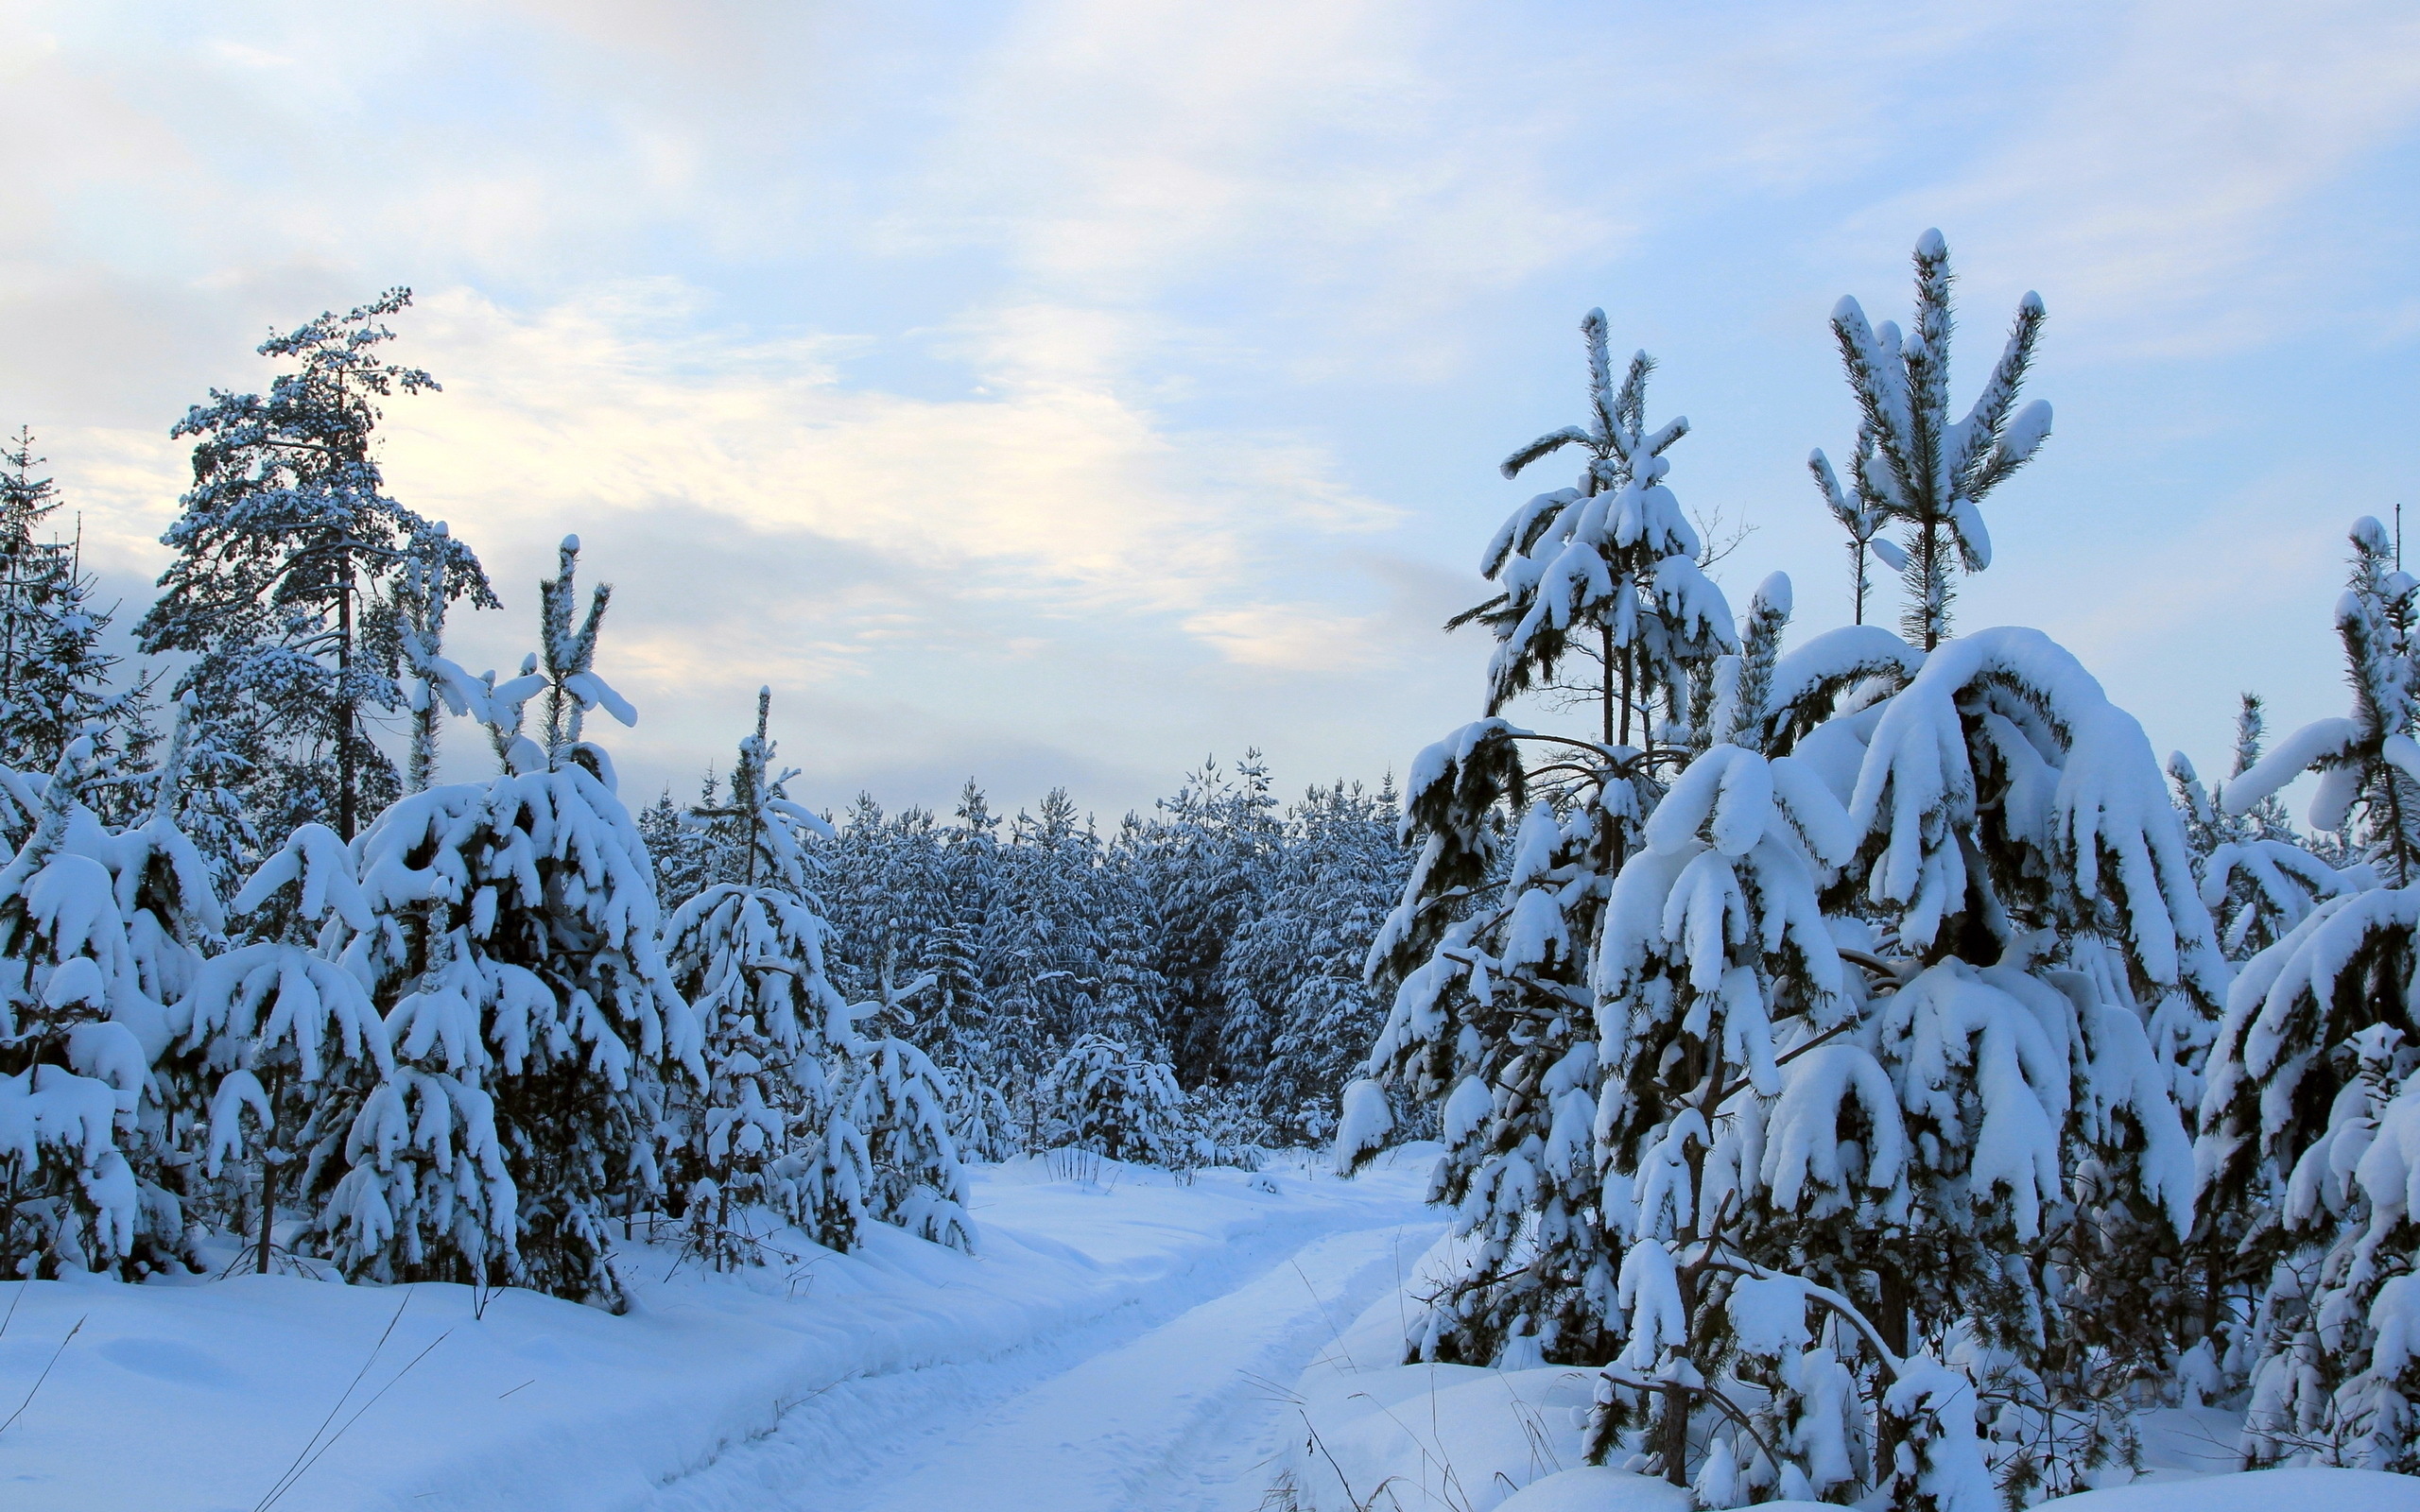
xmin=3 ymin=10 xmax=2418 ymax=1510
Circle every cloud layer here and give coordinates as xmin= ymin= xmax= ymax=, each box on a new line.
xmin=1 ymin=0 xmax=2415 ymax=816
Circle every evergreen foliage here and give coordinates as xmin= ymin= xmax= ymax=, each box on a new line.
xmin=137 ymin=290 xmax=495 ymax=842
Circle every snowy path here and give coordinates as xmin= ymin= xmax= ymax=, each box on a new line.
xmin=1 ymin=1157 xmax=1441 ymax=1512
xmin=643 ymin=1191 xmax=1442 ymax=1512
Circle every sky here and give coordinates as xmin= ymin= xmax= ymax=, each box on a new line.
xmin=1 ymin=0 xmax=2416 ymax=822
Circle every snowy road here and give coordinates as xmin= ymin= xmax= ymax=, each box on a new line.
xmin=643 ymin=1178 xmax=1443 ymax=1512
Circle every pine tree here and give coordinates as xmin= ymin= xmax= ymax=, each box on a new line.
xmin=318 ymin=537 xmax=698 ymax=1305
xmin=2168 ymin=697 xmax=2359 ymax=965
xmin=844 ymin=970 xmax=973 ymax=1252
xmin=1818 ymin=230 xmax=2051 ymax=650
xmin=2190 ymin=525 xmax=2420 ymax=1464
xmin=137 ymin=290 xmax=496 ymax=842
xmin=1357 ymin=327 xmax=1732 ymax=1367
xmin=661 ymin=689 xmax=864 ymax=1262
xmin=0 ymin=431 xmax=155 ymax=785
xmin=1150 ymin=753 xmax=1278 ymax=1086
xmin=1361 ymin=265 xmax=2217 ymax=1503
xmin=1042 ymin=1032 xmax=1185 ymax=1165
xmin=2199 ymin=885 xmax=2420 ymax=1468
xmin=1454 ymin=310 xmax=1737 ymax=746
xmin=0 ymin=742 xmax=182 ymax=1275
xmin=2222 ymin=518 xmax=2420 ymax=885
xmin=182 ymin=820 xmax=390 ymax=1276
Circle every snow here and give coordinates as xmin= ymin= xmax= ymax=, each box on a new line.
xmin=0 ymin=1149 xmax=1443 ymax=1512
xmin=1495 ymin=1467 xmax=1696 ymax=1509
xmin=2041 ymin=1468 xmax=2420 ymax=1509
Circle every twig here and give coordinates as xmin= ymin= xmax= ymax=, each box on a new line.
xmin=257 ymin=1326 xmax=454 ymax=1512
xmin=0 ymin=1278 xmax=24 ymax=1340
xmin=0 ymin=1314 xmax=83 ymax=1435
xmin=251 ymin=1293 xmax=411 ymax=1509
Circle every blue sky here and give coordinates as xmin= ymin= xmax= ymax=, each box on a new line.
xmin=3 ymin=0 xmax=2416 ymax=820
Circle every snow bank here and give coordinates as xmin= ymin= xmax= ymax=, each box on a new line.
xmin=1283 ymin=1228 xmax=1605 ymax=1512
xmin=2043 ymin=1467 xmax=2420 ymax=1508
xmin=1495 ymin=1466 xmax=1694 ymax=1509
xmin=0 ymin=1151 xmax=1440 ymax=1512
xmin=1284 ymin=1240 xmax=2415 ymax=1512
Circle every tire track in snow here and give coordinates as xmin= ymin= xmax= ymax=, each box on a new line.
xmin=635 ymin=1191 xmax=1438 ymax=1512
xmin=832 ymin=1218 xmax=1443 ymax=1512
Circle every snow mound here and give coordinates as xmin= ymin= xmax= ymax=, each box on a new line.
xmin=1495 ymin=1466 xmax=1695 ymax=1510
xmin=2044 ymin=1467 xmax=2420 ymax=1508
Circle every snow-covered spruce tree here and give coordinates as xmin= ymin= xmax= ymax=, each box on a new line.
xmin=1353 ymin=320 xmax=1734 ymax=1367
xmin=1043 ymin=1032 xmax=1185 ymax=1165
xmin=2169 ymin=696 xmax=2360 ymax=964
xmin=661 ymin=688 xmax=866 ymax=1263
xmin=1231 ymin=779 xmax=1408 ymax=1142
xmin=317 ymin=537 xmax=700 ymax=1305
xmin=1144 ymin=753 xmax=1280 ymax=1088
xmin=1819 ymin=230 xmax=2051 ymax=650
xmin=137 ymin=289 xmax=496 ymax=843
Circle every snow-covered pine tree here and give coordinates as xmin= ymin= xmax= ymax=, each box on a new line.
xmin=0 ymin=741 xmax=180 ymax=1275
xmin=0 ymin=430 xmax=156 ymax=791
xmin=993 ymin=788 xmax=1105 ymax=1053
xmin=661 ymin=688 xmax=864 ymax=1262
xmin=2192 ymin=520 xmax=2420 ymax=1467
xmin=1043 ymin=1032 xmax=1185 ymax=1165
xmin=2222 ymin=518 xmax=2420 ymax=884
xmin=320 ymin=537 xmax=699 ymax=1305
xmin=1355 ymin=319 xmax=1734 ymax=1367
xmin=1096 ymin=813 xmax=1171 ymax=1057
xmin=1818 ymin=230 xmax=2051 ymax=650
xmin=842 ymin=967 xmax=973 ymax=1252
xmin=1456 ymin=310 xmax=1737 ymax=747
xmin=137 ymin=290 xmax=496 ymax=842
xmin=180 ymin=820 xmax=389 ymax=1275
xmin=2169 ymin=697 xmax=2360 ymax=964
xmin=1807 ymin=421 xmax=1909 ymax=627
xmin=1583 ymin=576 xmax=2217 ymax=1502
xmin=640 ymin=774 xmax=719 ymax=915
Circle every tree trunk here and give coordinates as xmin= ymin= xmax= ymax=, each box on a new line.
xmin=1876 ymin=1261 xmax=1910 ymax=1358
xmin=1600 ymin=622 xmax=1616 ymax=745
xmin=337 ymin=566 xmax=356 ymax=840
xmin=256 ymin=1151 xmax=279 ymax=1276
xmin=1660 ymin=1384 xmax=1690 ymax=1486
